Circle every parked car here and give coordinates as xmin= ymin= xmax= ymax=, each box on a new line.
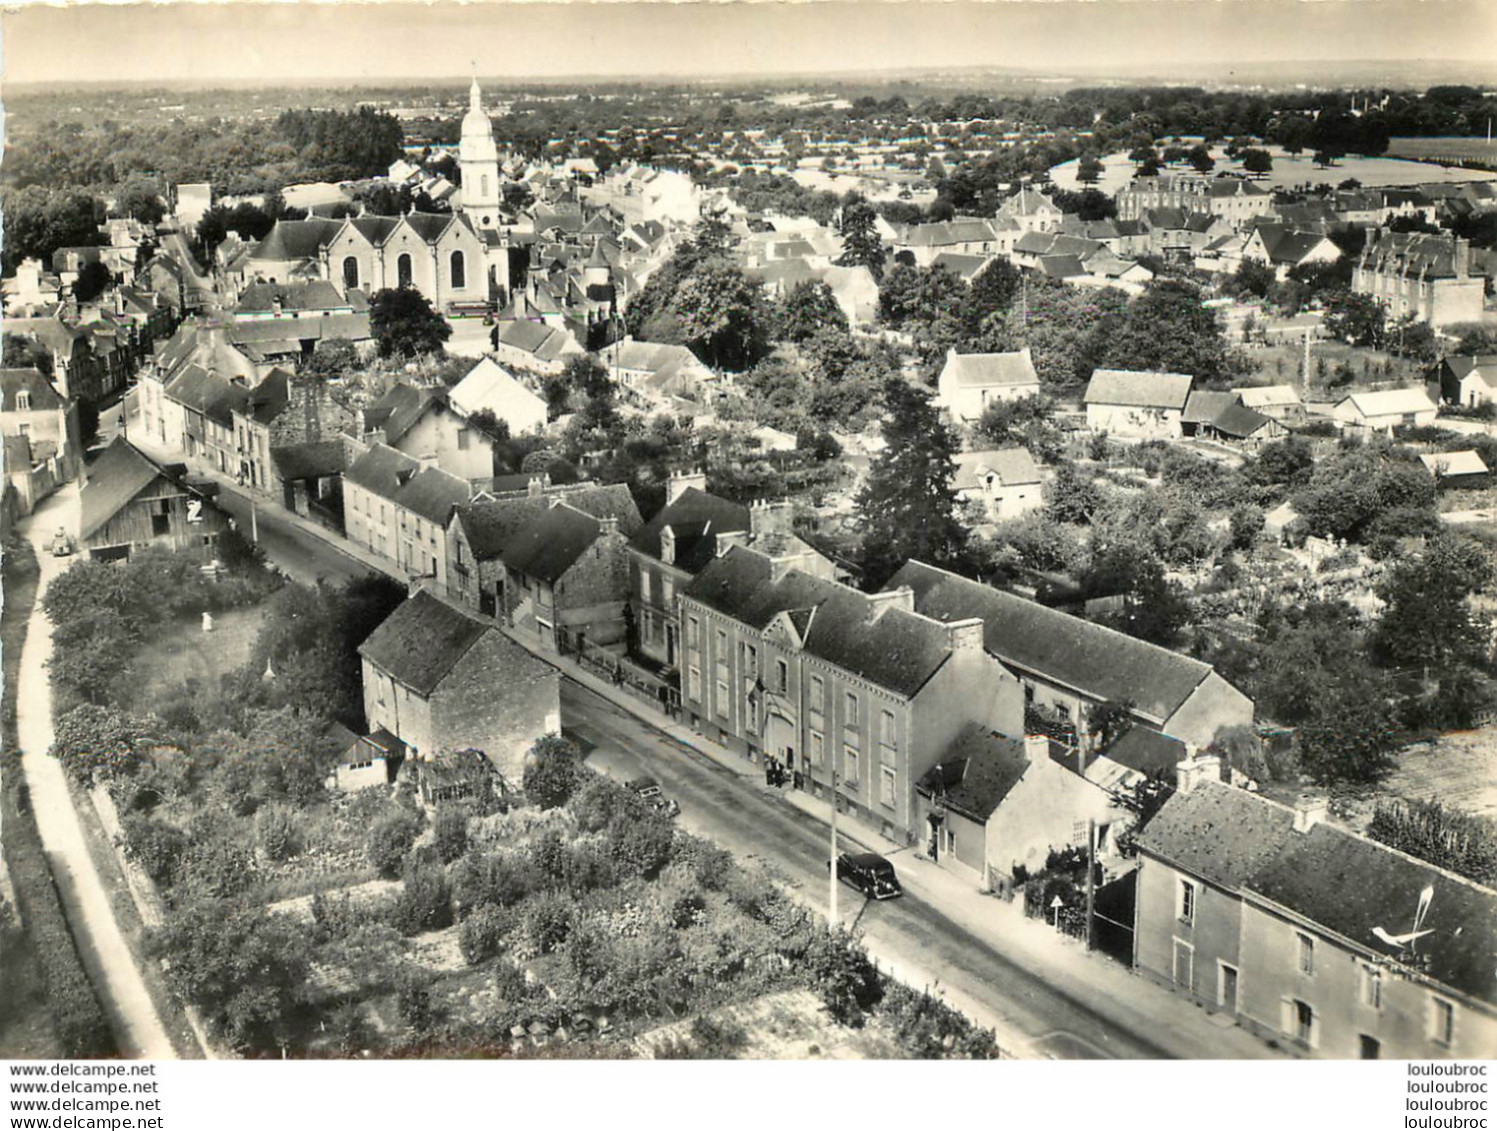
xmin=830 ymin=852 xmax=903 ymax=900
xmin=49 ymin=527 xmax=74 ymax=557
xmin=626 ymin=777 xmax=680 ymax=818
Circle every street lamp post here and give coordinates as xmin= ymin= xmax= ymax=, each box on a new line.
xmin=828 ymin=765 xmax=838 ymax=929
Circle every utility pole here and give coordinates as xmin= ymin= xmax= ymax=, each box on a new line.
xmin=828 ymin=765 xmax=839 ymax=929
xmin=250 ymin=499 xmax=259 ymax=545
xmin=1084 ymin=818 xmax=1097 ymax=953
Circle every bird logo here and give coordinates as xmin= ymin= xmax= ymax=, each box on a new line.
xmin=1372 ymin=885 xmax=1435 ymax=952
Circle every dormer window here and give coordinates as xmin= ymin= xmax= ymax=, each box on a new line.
xmin=15 ymin=392 xmax=30 ymax=411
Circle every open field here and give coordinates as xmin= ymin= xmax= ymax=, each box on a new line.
xmin=132 ymin=605 xmax=268 ymax=711
xmin=1386 ymin=136 xmax=1497 ymax=166
xmin=1383 ymin=729 xmax=1497 ymax=822
xmin=1051 ymin=144 xmax=1497 ymax=196
xmin=1240 ymin=337 xmax=1426 ymax=390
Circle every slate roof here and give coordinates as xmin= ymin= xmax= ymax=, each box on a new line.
xmin=79 ymin=438 xmax=190 ymax=540
xmin=241 ymin=368 xmax=291 ymax=426
xmin=396 ymin=466 xmax=471 ymax=526
xmin=165 ymin=364 xmax=250 ymax=428
xmin=1183 ymin=390 xmax=1239 ymax=426
xmin=1361 ymin=231 xmax=1464 ymax=279
xmin=270 ymin=440 xmax=350 ymax=482
xmin=1209 ymin=402 xmax=1275 ymax=439
xmin=501 ymin=503 xmax=604 ymax=584
xmin=685 ymin=547 xmax=957 ymax=699
xmin=235 ymin=279 xmax=353 ymax=315
xmin=954 ymin=447 xmax=1043 ymax=490
xmin=494 ymin=318 xmax=580 ymax=362
xmin=942 ymin=349 xmax=1039 ymax=389
xmin=357 ymin=590 xmax=489 ymax=696
xmin=1233 ymin=384 xmax=1303 ymax=410
xmin=363 ymin=383 xmax=444 ymax=445
xmin=1084 ymin=369 xmax=1194 ymax=410
xmin=888 ymin=561 xmax=1219 ymax=725
xmin=0 ymin=367 xmax=63 ymax=413
xmin=916 ymin=726 xmax=1032 ymax=823
xmin=929 ymin=253 xmax=991 ymax=281
xmin=1135 ymin=779 xmax=1297 ymax=891
xmin=1038 ymin=254 xmax=1087 ymax=279
xmin=629 ymin=486 xmax=749 ymax=575
xmin=1250 ymin=821 xmax=1497 ymax=1006
xmin=250 ymin=219 xmax=343 ymax=262
xmin=1101 ymin=725 xmax=1187 ymax=778
xmin=349 ymin=216 xmax=400 ymax=245
xmin=343 ymin=442 xmax=420 ymax=498
xmin=449 ymin=358 xmax=545 ymax=423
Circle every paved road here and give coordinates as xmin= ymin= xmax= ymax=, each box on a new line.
xmin=14 ymin=487 xmax=177 ymax=1058
xmin=212 ymin=485 xmax=374 ymax=588
xmin=562 ymin=680 xmax=1171 ymax=1061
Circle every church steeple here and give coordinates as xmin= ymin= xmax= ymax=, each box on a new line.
xmin=459 ymin=74 xmax=500 ymax=230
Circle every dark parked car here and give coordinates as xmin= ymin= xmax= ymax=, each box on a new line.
xmin=626 ymin=777 xmax=680 ymax=818
xmin=831 ymin=851 xmax=903 ymax=900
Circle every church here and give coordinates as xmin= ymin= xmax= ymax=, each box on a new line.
xmin=242 ymin=79 xmax=511 ymax=312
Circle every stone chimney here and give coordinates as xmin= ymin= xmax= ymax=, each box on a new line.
xmin=659 ymin=524 xmax=677 ymax=566
xmin=748 ymin=498 xmax=794 ymax=540
xmin=1454 ymin=236 xmax=1471 ymax=280
xmin=666 ymin=467 xmax=707 ymax=504
xmin=597 ymin=515 xmax=619 ymax=538
xmin=1175 ymin=747 xmax=1222 ymax=795
xmin=865 ymin=586 xmax=915 ymax=622
xmin=1292 ymin=794 xmax=1328 ymax=834
xmin=945 ymin=616 xmax=986 ymax=652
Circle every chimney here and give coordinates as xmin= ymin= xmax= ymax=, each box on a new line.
xmin=527 ymin=475 xmax=546 ymax=496
xmin=598 ymin=515 xmax=619 ymax=538
xmin=714 ymin=529 xmax=749 ymax=557
xmin=659 ymin=524 xmax=677 ymax=566
xmin=865 ymin=586 xmax=915 ymax=621
xmin=1023 ymin=734 xmax=1049 ymax=764
xmin=666 ymin=467 xmax=707 ymax=504
xmin=415 ymin=454 xmax=438 ymax=472
xmin=1292 ymin=794 xmax=1328 ymax=834
xmin=1454 ymin=236 xmax=1471 ymax=280
xmin=945 ymin=616 xmax=985 ymax=652
xmin=1175 ymin=748 xmax=1221 ymax=795
xmin=749 ymin=498 xmax=794 ymax=540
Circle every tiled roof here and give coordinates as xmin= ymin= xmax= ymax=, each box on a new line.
xmin=942 ymin=349 xmax=1039 ymax=389
xmin=363 ymin=383 xmax=444 ymax=445
xmin=1084 ymin=369 xmax=1194 ymax=410
xmin=1337 ymin=387 xmax=1437 ymax=419
xmin=501 ymin=502 xmax=604 ymax=584
xmin=1136 ymin=779 xmax=1296 ymax=891
xmin=164 ymin=364 xmax=250 ymax=428
xmin=888 ymin=561 xmax=1217 ymax=725
xmin=628 ymin=486 xmax=749 ymax=575
xmin=685 ymin=547 xmax=957 ymax=699
xmin=954 ymin=448 xmax=1043 ymax=490
xmin=357 ymin=590 xmax=489 ymax=695
xmin=250 ymin=219 xmax=343 ymax=262
xmin=916 ymin=725 xmax=1031 ymax=822
xmin=270 ymin=439 xmax=349 ymax=482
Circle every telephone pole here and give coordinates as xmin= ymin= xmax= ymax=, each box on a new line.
xmin=828 ymin=766 xmax=839 ymax=929
xmin=1084 ymin=818 xmax=1097 ymax=952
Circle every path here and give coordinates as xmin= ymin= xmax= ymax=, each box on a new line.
xmin=14 ymin=485 xmax=177 ymax=1059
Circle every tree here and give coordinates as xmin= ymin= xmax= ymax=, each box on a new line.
xmin=72 ymin=261 xmax=113 ymax=304
xmin=805 ymin=928 xmax=883 ymax=1027
xmin=1092 ymin=280 xmax=1245 ymax=384
xmin=365 ymin=807 xmax=425 ymax=879
xmin=1076 ymin=156 xmax=1105 ymax=184
xmin=114 ymin=176 xmax=166 ymax=224
xmin=49 ymin=705 xmax=156 ymax=785
xmin=855 ymin=377 xmax=967 ymax=586
xmin=778 ymin=280 xmax=848 ymax=343
xmin=369 ymin=287 xmax=452 ymax=359
xmin=672 ymin=263 xmax=771 ymax=372
xmin=1296 ymin=676 xmax=1400 ymax=785
xmin=2 ymin=334 xmax=53 ymax=378
xmin=1187 ymin=144 xmax=1216 ymax=173
xmin=1371 ymin=535 xmax=1493 ymax=673
xmin=1228 ymin=503 xmax=1265 ymax=550
xmin=153 ymin=897 xmax=311 ymax=1052
xmin=523 ymin=734 xmax=585 ymax=810
xmin=1044 ymin=461 xmax=1102 ymax=525
xmin=836 ymin=194 xmax=886 ymax=280
xmin=1233 ymin=258 xmax=1276 ymax=301
xmin=1323 ymin=290 xmax=1385 ymax=349
xmin=1367 ymin=799 xmax=1497 ymax=888
xmin=1239 ymin=148 xmax=1273 ymax=175
xmin=0 ymin=187 xmax=102 ymax=274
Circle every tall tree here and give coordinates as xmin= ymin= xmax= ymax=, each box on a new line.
xmin=837 ymin=194 xmax=887 ymax=280
xmin=369 ymin=287 xmax=452 ymax=359
xmin=855 ymin=377 xmax=967 ymax=586
xmin=778 ymin=280 xmax=848 ymax=342
xmin=672 ymin=263 xmax=771 ymax=371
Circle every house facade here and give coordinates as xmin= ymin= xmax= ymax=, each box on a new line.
xmin=1083 ymin=369 xmax=1195 ymax=439
xmin=0 ymin=367 xmax=82 ymax=514
xmin=358 ymin=590 xmax=561 ymax=785
xmin=343 ymin=442 xmax=471 ymax=586
xmin=359 ymin=382 xmax=496 ymax=483
xmin=501 ymin=502 xmax=631 ymax=652
xmin=1136 ymin=779 xmax=1497 ymax=1060
xmin=1331 ymin=387 xmax=1439 ymax=436
xmin=935 ymin=348 xmax=1042 ymax=422
xmin=954 ymin=448 xmax=1046 ymax=523
xmin=1353 ymin=232 xmax=1484 ymax=328
xmin=679 ymin=545 xmax=1025 ymax=844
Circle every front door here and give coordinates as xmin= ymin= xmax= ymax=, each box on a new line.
xmin=927 ymin=815 xmax=941 ymax=861
xmin=1359 ymin=1034 xmax=1380 ymax=1060
xmin=1219 ymin=963 xmax=1239 ymax=1012
xmin=1173 ymin=940 xmax=1194 ymax=991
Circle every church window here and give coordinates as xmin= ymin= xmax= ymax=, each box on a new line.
xmin=480 ymin=175 xmax=490 ymax=198
xmin=397 ymin=254 xmax=413 ymax=288
xmin=450 ymin=250 xmax=466 ymax=289
xmin=342 ymin=256 xmax=359 ymax=290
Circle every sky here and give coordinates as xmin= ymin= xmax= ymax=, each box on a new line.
xmin=2 ymin=0 xmax=1495 ymax=86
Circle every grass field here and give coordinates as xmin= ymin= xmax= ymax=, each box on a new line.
xmin=1386 ymin=137 xmax=1497 ymax=166
xmin=132 ymin=605 xmax=268 ymax=713
xmin=1241 ymin=338 xmax=1426 ymax=391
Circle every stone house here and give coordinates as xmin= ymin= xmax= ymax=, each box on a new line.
xmin=1353 ymin=232 xmax=1484 ymax=329
xmin=935 ymin=348 xmax=1041 ymax=423
xmin=0 ymin=367 xmax=82 ymax=514
xmin=358 ymin=590 xmax=561 ymax=786
xmin=342 ymin=442 xmax=471 ymax=586
xmin=358 ymin=382 xmax=496 ymax=484
xmin=1083 ymin=369 xmax=1195 ymax=439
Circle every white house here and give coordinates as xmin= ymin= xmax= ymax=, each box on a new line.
xmin=448 ymin=357 xmax=547 ymax=436
xmin=936 ymin=349 xmax=1041 ymax=422
xmin=1083 ymin=369 xmax=1195 ymax=439
xmin=1332 ymin=387 xmax=1438 ymax=436
xmin=954 ymin=448 xmax=1047 ymax=523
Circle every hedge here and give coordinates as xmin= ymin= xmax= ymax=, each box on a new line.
xmin=1 ymin=759 xmax=114 ymax=1057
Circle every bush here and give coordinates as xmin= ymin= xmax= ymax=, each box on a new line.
xmin=524 ymin=892 xmax=575 ymax=954
xmin=451 ymin=851 xmax=538 ymax=911
xmin=458 ymin=903 xmax=512 ymax=965
xmin=523 ymin=735 xmax=585 ymax=810
xmin=178 ymin=824 xmax=256 ymax=902
xmin=122 ymin=811 xmax=189 ymax=887
xmin=804 ymin=927 xmax=883 ymax=1027
xmin=879 ymin=982 xmax=999 ymax=1059
xmin=391 ymin=863 xmax=454 ymax=937
xmin=432 ymin=807 xmax=470 ymax=864
xmin=365 ymin=807 xmax=424 ymax=879
xmin=608 ymin=811 xmax=676 ymax=878
xmin=254 ymin=804 xmax=303 ymax=863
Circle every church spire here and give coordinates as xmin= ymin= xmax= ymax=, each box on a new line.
xmin=469 ymin=73 xmax=482 ymax=114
